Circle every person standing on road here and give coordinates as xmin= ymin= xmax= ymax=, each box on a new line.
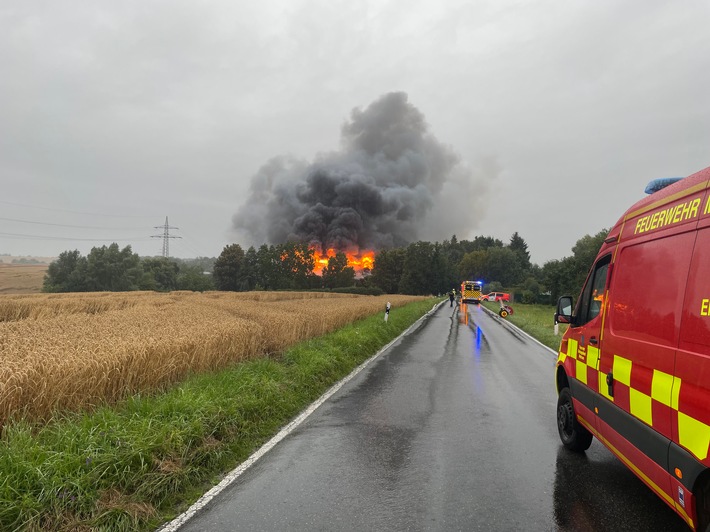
xmin=449 ymin=290 xmax=455 ymax=307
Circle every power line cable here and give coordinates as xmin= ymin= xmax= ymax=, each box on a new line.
xmin=175 ymin=229 xmax=217 ymax=257
xmin=0 ymin=231 xmax=153 ymax=242
xmin=173 ymin=238 xmax=216 ymax=259
xmin=0 ymin=216 xmax=149 ymax=230
xmin=0 ymin=200 xmax=155 ymax=218
xmin=1 ymin=202 xmax=212 ymax=257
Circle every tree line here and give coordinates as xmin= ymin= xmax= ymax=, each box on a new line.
xmin=210 ymin=242 xmax=357 ymax=292
xmin=43 ymin=229 xmax=608 ymax=303
xmin=358 ymin=229 xmax=607 ymax=302
xmin=43 ymin=243 xmax=215 ymax=293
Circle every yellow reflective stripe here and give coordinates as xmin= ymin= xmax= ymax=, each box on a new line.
xmin=576 ymin=359 xmax=588 ymax=384
xmin=630 ymin=389 xmax=653 ymax=426
xmin=613 ymin=355 xmax=632 ymax=386
xmin=587 ymin=345 xmax=600 ymax=370
xmin=671 ymin=377 xmax=681 ymax=411
xmin=678 ymin=412 xmax=710 ymax=461
xmin=567 ymin=338 xmax=578 ymax=360
xmin=651 ymin=369 xmax=674 ymax=407
xmin=675 ymin=503 xmax=693 ymax=530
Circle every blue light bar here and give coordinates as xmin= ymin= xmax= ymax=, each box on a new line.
xmin=644 ymin=177 xmax=684 ymax=194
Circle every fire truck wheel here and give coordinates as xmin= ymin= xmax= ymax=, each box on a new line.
xmin=697 ymin=474 xmax=710 ymax=532
xmin=557 ymin=388 xmax=593 ymax=452
xmin=499 ymin=309 xmax=508 ymax=318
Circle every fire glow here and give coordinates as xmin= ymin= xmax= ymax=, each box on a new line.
xmin=312 ymin=248 xmax=375 ymax=276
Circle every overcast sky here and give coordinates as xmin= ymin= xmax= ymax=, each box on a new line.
xmin=1 ymin=0 xmax=709 ymax=265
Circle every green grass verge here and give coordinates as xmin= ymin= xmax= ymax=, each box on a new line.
xmin=480 ymin=301 xmax=568 ymax=351
xmin=0 ymin=298 xmax=438 ymax=531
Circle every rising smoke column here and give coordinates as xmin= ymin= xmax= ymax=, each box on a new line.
xmin=232 ymin=91 xmax=494 ymax=251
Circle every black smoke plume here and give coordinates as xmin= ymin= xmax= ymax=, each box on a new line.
xmin=233 ymin=92 xmax=494 ymax=251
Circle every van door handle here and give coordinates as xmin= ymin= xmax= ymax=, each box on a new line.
xmin=606 ymin=372 xmax=614 ymax=397
xmin=589 ymin=336 xmax=598 ymax=345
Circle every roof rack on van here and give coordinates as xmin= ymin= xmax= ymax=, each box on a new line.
xmin=644 ymin=177 xmax=684 ymax=194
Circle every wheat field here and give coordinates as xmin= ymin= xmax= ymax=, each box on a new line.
xmin=0 ymin=263 xmax=47 ymax=294
xmin=0 ymin=291 xmax=425 ymax=427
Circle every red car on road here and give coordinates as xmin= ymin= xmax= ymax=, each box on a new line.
xmin=481 ymin=292 xmax=510 ymax=302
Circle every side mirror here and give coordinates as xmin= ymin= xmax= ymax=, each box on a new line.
xmin=555 ymin=296 xmax=574 ymax=324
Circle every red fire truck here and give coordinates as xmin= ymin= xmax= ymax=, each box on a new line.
xmin=554 ymin=165 xmax=710 ymax=530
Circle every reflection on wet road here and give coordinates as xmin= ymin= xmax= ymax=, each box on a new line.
xmin=174 ymin=302 xmax=688 ymax=531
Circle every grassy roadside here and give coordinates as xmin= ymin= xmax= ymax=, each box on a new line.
xmin=0 ymin=298 xmax=439 ymax=531
xmin=480 ymin=301 xmax=568 ymax=351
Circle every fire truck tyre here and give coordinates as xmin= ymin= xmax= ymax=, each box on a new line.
xmin=697 ymin=475 xmax=710 ymax=532
xmin=499 ymin=309 xmax=508 ymax=318
xmin=557 ymin=388 xmax=593 ymax=452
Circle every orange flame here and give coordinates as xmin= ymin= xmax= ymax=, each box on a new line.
xmin=311 ymin=247 xmax=375 ymax=276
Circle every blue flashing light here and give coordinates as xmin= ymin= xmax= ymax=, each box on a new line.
xmin=645 ymin=177 xmax=684 ymax=194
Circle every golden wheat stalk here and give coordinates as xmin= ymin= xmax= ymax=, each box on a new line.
xmin=0 ymin=291 xmax=424 ymax=426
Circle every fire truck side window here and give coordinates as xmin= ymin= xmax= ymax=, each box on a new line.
xmin=577 ymin=254 xmax=611 ymax=325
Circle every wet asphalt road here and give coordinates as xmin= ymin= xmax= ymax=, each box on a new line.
xmin=172 ymin=302 xmax=688 ymax=531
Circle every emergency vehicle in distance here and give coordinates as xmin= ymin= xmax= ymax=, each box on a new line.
xmin=481 ymin=292 xmax=511 ymax=302
xmin=460 ymin=281 xmax=482 ymax=304
xmin=554 ymin=165 xmax=710 ymax=531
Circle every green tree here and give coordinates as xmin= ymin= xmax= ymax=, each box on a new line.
xmin=43 ymin=250 xmax=88 ymax=292
xmin=486 ymin=247 xmax=523 ymax=286
xmin=322 ymin=251 xmax=355 ymax=289
xmin=213 ymin=244 xmax=245 ymax=291
xmin=441 ymin=236 xmax=464 ymax=290
xmin=256 ymin=244 xmax=285 ymax=290
xmin=458 ymin=250 xmax=487 ymax=281
xmin=484 ymin=281 xmax=504 ymax=293
xmin=398 ymin=241 xmax=436 ymax=295
xmin=429 ymin=243 xmax=449 ymax=295
xmin=176 ymin=265 xmax=215 ymax=291
xmin=571 ymin=229 xmax=609 ymax=290
xmin=508 ymin=232 xmax=531 ymax=272
xmin=240 ymin=246 xmax=259 ymax=290
xmin=370 ymin=248 xmax=406 ymax=293
xmin=280 ymin=242 xmax=318 ymax=289
xmin=175 ymin=256 xmax=216 ymax=274
xmin=542 ymin=256 xmax=577 ymax=302
xmin=459 ymin=247 xmax=521 ymax=287
xmin=463 ymin=236 xmax=504 ymax=253
xmin=542 ymin=228 xmax=608 ymax=302
xmin=85 ymin=244 xmax=142 ymax=291
xmin=521 ymin=276 xmax=541 ymax=304
xmin=141 ymin=257 xmax=179 ymax=291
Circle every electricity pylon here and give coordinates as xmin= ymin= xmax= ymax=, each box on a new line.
xmin=151 ymin=217 xmax=181 ymax=258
